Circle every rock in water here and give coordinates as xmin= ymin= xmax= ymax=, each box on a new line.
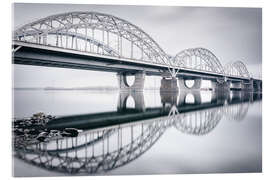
xmin=61 ymin=128 xmax=83 ymax=137
xmin=36 ymin=132 xmax=49 ymax=142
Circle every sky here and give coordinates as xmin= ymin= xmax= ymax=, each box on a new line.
xmin=13 ymin=3 xmax=262 ymax=88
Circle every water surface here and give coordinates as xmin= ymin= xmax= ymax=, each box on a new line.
xmin=12 ymin=90 xmax=262 ymax=176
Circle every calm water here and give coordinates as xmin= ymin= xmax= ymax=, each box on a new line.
xmin=12 ymin=90 xmax=262 ymax=176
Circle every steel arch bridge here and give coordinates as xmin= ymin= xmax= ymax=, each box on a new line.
xmin=13 ymin=11 xmax=253 ymax=79
xmin=172 ymin=48 xmax=225 ymax=74
xmin=224 ymin=61 xmax=251 ymax=78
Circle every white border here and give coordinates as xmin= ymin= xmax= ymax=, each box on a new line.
xmin=1 ymin=1 xmax=269 ymax=180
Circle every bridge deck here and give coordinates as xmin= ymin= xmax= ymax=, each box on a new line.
xmin=13 ymin=41 xmax=254 ymax=81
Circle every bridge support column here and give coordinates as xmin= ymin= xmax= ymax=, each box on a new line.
xmin=253 ymin=80 xmax=262 ymax=92
xmin=211 ymin=79 xmax=230 ymax=104
xmin=160 ymin=77 xmax=178 ymax=92
xmin=231 ymin=81 xmax=243 ymax=90
xmin=178 ymin=77 xmax=202 ymax=90
xmin=253 ymin=92 xmax=262 ymax=101
xmin=117 ymin=92 xmax=145 ymax=112
xmin=117 ymin=71 xmax=145 ymax=92
xmin=231 ymin=80 xmax=255 ymax=92
xmin=242 ymin=80 xmax=254 ymax=92
xmin=211 ymin=79 xmax=230 ymax=92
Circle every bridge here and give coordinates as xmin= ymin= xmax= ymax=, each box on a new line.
xmin=12 ymin=11 xmax=262 ymax=92
xmin=13 ymin=91 xmax=261 ymax=174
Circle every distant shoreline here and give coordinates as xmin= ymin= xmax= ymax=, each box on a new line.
xmin=13 ymin=87 xmax=160 ymax=91
xmin=13 ymin=87 xmax=118 ymax=91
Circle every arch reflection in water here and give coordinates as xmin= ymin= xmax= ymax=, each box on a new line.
xmin=117 ymin=92 xmax=145 ymax=112
xmin=15 ymin=118 xmax=167 ymax=174
xmin=13 ymin=91 xmax=261 ymax=175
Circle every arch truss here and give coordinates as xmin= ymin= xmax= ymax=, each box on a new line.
xmin=224 ymin=61 xmax=251 ymax=78
xmin=172 ymin=48 xmax=225 ymax=75
xmin=13 ymin=11 xmax=252 ymax=79
xmin=13 ymin=11 xmax=171 ymax=66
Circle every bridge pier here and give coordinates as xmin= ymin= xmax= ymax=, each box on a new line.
xmin=231 ymin=81 xmax=243 ymax=90
xmin=211 ymin=79 xmax=230 ymax=92
xmin=160 ymin=71 xmax=179 ymax=92
xmin=230 ymin=80 xmax=253 ymax=91
xmin=253 ymin=92 xmax=262 ymax=101
xmin=242 ymin=80 xmax=254 ymax=91
xmin=230 ymin=79 xmax=260 ymax=92
xmin=160 ymin=77 xmax=178 ymax=92
xmin=211 ymin=79 xmax=230 ymax=104
xmin=253 ymin=80 xmax=262 ymax=92
xmin=117 ymin=92 xmax=145 ymax=112
xmin=117 ymin=71 xmax=145 ymax=92
xmin=230 ymin=90 xmax=243 ymax=103
xmin=178 ymin=77 xmax=202 ymax=91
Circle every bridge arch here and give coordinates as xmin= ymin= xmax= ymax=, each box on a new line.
xmin=224 ymin=61 xmax=250 ymax=78
xmin=13 ymin=11 xmax=170 ymax=65
xmin=173 ymin=48 xmax=225 ymax=74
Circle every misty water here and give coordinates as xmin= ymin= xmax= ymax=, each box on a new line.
xmin=12 ymin=89 xmax=262 ymax=176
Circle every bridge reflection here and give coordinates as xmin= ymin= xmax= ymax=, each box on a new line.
xmin=13 ymin=91 xmax=261 ymax=175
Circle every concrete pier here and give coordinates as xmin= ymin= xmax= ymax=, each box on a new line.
xmin=242 ymin=80 xmax=253 ymax=91
xmin=117 ymin=71 xmax=145 ymax=92
xmin=211 ymin=79 xmax=230 ymax=92
xmin=231 ymin=81 xmax=243 ymax=90
xmin=160 ymin=77 xmax=179 ymax=92
xmin=253 ymin=80 xmax=262 ymax=92
xmin=178 ymin=77 xmax=202 ymax=90
xmin=230 ymin=79 xmax=260 ymax=92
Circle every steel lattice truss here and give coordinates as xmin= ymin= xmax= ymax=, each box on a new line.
xmin=13 ymin=11 xmax=170 ymax=65
xmin=224 ymin=61 xmax=251 ymax=78
xmin=13 ymin=11 xmax=252 ymax=78
xmin=13 ymin=102 xmax=250 ymax=174
xmin=172 ymin=48 xmax=225 ymax=74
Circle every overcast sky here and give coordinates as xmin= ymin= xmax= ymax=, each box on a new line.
xmin=13 ymin=3 xmax=262 ymax=88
